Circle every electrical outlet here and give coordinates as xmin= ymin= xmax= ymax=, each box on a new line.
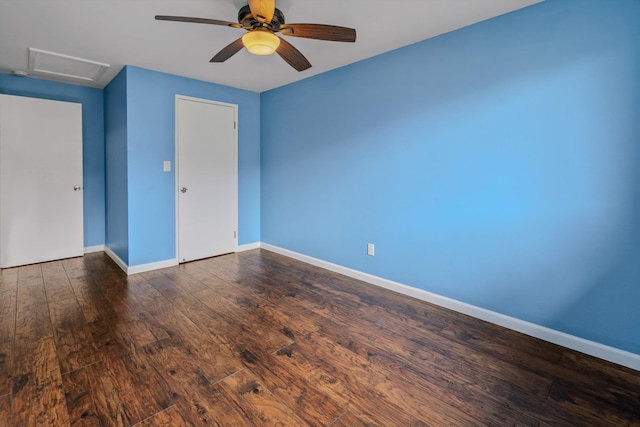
xmin=163 ymin=161 xmax=171 ymax=172
xmin=367 ymin=243 xmax=375 ymax=256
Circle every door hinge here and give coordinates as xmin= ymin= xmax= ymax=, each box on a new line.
xmin=234 ymin=121 xmax=237 ymax=130
xmin=234 ymin=231 xmax=237 ymax=239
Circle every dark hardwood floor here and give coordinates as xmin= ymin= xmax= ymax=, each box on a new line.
xmin=0 ymin=249 xmax=638 ymax=426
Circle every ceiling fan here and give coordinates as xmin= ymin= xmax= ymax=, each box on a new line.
xmin=156 ymin=0 xmax=356 ymax=72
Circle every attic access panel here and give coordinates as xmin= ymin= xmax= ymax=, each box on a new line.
xmin=28 ymin=48 xmax=110 ymax=82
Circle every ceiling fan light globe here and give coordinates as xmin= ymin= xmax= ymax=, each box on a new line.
xmin=242 ymin=30 xmax=280 ymax=55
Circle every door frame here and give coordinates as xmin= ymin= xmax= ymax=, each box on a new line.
xmin=174 ymin=94 xmax=239 ymax=262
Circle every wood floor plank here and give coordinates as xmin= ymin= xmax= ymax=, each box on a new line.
xmin=291 ymin=333 xmax=480 ymax=426
xmin=15 ymin=264 xmax=45 ymax=287
xmin=0 ymin=267 xmax=18 ymax=396
xmin=74 ymin=269 xmax=172 ymax=359
xmin=0 ymin=393 xmax=10 ymax=425
xmin=330 ymin=410 xmax=368 ymax=427
xmin=284 ymin=323 xmax=514 ymax=425
xmin=143 ymin=268 xmax=293 ymax=357
xmin=558 ymin=350 xmax=640 ymax=395
xmin=62 ymin=256 xmax=119 ymax=322
xmin=135 ymin=405 xmax=188 ymax=427
xmin=63 ymin=361 xmax=128 ymax=426
xmin=317 ymin=312 xmax=553 ymax=411
xmin=101 ymin=346 xmax=172 ymax=425
xmin=142 ymin=339 xmax=247 ymax=426
xmin=12 ymin=265 xmax=68 ymax=425
xmin=217 ymin=369 xmax=309 ymax=426
xmin=50 ymin=306 xmax=100 ymax=374
xmin=14 ymin=266 xmax=53 ymax=346
xmin=273 ymin=342 xmax=430 ymax=427
xmin=41 ymin=261 xmax=101 ymax=374
xmin=191 ymin=266 xmax=330 ymax=337
xmin=89 ymin=314 xmax=171 ymax=360
xmin=208 ymin=256 xmax=449 ymax=354
xmin=238 ymin=251 xmax=452 ymax=335
xmin=547 ymin=379 xmax=640 ymax=426
xmin=143 ymin=337 xmax=242 ymax=391
xmin=11 ymin=336 xmax=69 ymax=426
xmin=40 ymin=261 xmax=75 ymax=301
xmin=237 ymin=346 xmax=344 ymax=426
xmin=88 ymin=317 xmax=134 ymax=359
xmin=121 ymin=275 xmax=245 ymax=383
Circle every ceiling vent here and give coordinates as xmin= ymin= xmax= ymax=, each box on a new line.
xmin=28 ymin=48 xmax=110 ymax=82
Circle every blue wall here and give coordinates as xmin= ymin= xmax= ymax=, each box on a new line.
xmin=261 ymin=0 xmax=640 ymax=354
xmin=104 ymin=68 xmax=129 ymax=263
xmin=0 ymin=74 xmax=106 ymax=248
xmin=112 ymin=66 xmax=261 ymax=266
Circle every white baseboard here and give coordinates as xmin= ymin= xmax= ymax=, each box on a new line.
xmin=128 ymin=258 xmax=178 ymax=275
xmin=104 ymin=246 xmax=128 ymax=273
xmin=84 ymin=245 xmax=105 ymax=254
xmin=104 ymin=246 xmax=178 ymax=275
xmin=261 ymin=243 xmax=640 ymax=371
xmin=237 ymin=242 xmax=261 ymax=252
xmin=100 ymin=241 xmax=262 ymax=273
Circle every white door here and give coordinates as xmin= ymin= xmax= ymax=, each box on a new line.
xmin=0 ymin=94 xmax=83 ymax=268
xmin=176 ymin=96 xmax=237 ymax=263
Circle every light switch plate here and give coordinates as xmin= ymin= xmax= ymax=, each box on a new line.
xmin=163 ymin=161 xmax=171 ymax=172
xmin=367 ymin=243 xmax=375 ymax=256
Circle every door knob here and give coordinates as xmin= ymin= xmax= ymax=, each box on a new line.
xmin=180 ymin=187 xmax=188 ymax=193
xmin=74 ymin=185 xmax=82 ymax=191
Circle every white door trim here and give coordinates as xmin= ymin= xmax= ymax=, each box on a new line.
xmin=174 ymin=94 xmax=239 ymax=262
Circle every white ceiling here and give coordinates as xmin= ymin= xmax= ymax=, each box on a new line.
xmin=0 ymin=0 xmax=542 ymax=93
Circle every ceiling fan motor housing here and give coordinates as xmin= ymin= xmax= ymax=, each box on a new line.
xmin=238 ymin=5 xmax=285 ymax=30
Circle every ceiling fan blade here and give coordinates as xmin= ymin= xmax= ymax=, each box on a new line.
xmin=276 ymin=38 xmax=312 ymax=72
xmin=280 ymin=24 xmax=356 ymax=42
xmin=248 ymin=0 xmax=275 ymax=23
xmin=155 ymin=15 xmax=242 ymax=28
xmin=210 ymin=37 xmax=245 ymax=62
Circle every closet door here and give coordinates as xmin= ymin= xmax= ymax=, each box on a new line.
xmin=176 ymin=96 xmax=237 ymax=263
xmin=0 ymin=94 xmax=83 ymax=268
